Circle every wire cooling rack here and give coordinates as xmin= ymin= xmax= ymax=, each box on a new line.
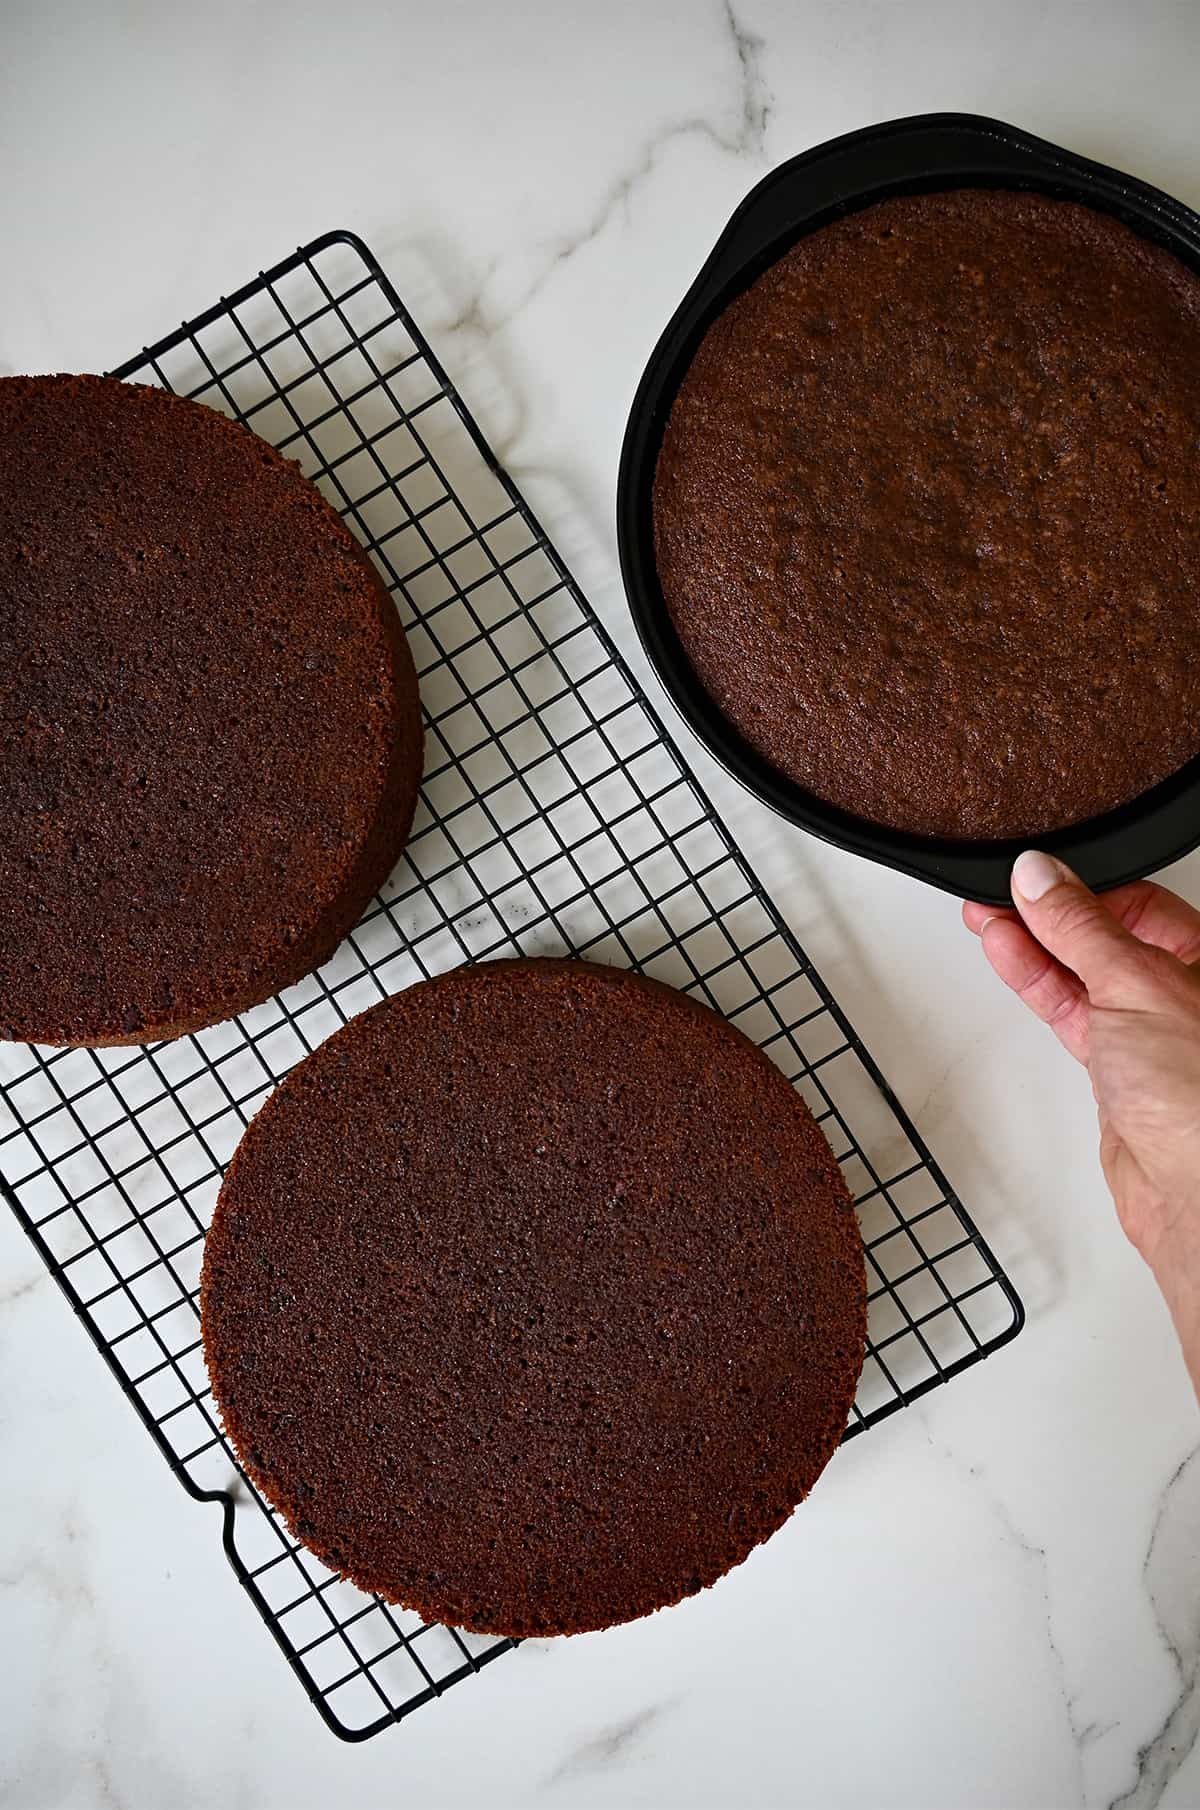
xmin=1 ymin=230 xmax=1024 ymax=1742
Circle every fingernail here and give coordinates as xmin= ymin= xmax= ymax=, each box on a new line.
xmin=978 ymin=915 xmax=998 ymax=932
xmin=1012 ymin=849 xmax=1063 ymax=902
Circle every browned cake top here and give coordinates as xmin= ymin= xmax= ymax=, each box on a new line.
xmin=201 ymin=958 xmax=866 ymax=1638
xmin=0 ymin=374 xmax=423 ymax=1046
xmin=653 ymin=189 xmax=1200 ymax=840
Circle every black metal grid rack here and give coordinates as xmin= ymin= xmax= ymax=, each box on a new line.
xmin=0 ymin=231 xmax=1024 ymax=1743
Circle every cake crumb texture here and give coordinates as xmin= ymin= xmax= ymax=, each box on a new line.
xmin=201 ymin=957 xmax=867 ymax=1638
xmin=0 ymin=374 xmax=423 ymax=1045
xmin=653 ymin=190 xmax=1200 ymax=839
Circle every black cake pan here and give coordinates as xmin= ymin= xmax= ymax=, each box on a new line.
xmin=616 ymin=112 xmax=1200 ymax=906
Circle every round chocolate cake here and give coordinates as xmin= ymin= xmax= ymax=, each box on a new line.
xmin=0 ymin=374 xmax=423 ymax=1046
xmin=653 ymin=189 xmax=1200 ymax=840
xmin=201 ymin=958 xmax=866 ymax=1637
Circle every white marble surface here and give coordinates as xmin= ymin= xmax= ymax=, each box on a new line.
xmin=4 ymin=2 xmax=1200 ymax=1805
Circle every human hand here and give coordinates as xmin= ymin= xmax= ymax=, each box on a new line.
xmin=964 ymin=850 xmax=1200 ymax=1399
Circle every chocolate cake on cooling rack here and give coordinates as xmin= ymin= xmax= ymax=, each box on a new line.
xmin=0 ymin=374 xmax=423 ymax=1045
xmin=201 ymin=957 xmax=867 ymax=1637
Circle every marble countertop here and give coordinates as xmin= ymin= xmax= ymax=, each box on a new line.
xmin=4 ymin=3 xmax=1200 ymax=1805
